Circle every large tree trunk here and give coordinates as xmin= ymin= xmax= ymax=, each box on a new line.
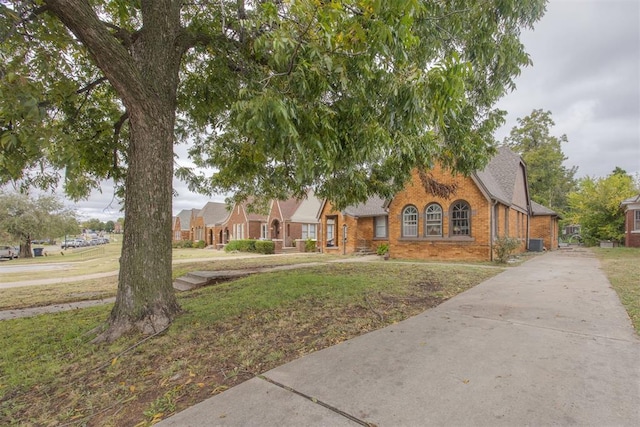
xmin=43 ymin=0 xmax=186 ymax=342
xmin=95 ymin=4 xmax=184 ymax=343
xmin=96 ymin=103 xmax=181 ymax=342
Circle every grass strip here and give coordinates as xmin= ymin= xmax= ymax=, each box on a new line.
xmin=0 ymin=262 xmax=500 ymax=426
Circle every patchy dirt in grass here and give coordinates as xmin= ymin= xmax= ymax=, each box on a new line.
xmin=1 ymin=263 xmax=500 ymax=426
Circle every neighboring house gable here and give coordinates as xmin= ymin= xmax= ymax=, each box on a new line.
xmin=220 ymin=200 xmax=267 ymax=243
xmin=174 ymin=209 xmax=197 ymax=242
xmin=290 ymin=190 xmax=323 ymax=246
xmin=621 ymin=194 xmax=640 ymax=247
xmin=197 ymin=202 xmax=229 ymax=246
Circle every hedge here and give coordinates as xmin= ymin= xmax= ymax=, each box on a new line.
xmin=255 ymin=240 xmax=275 ymax=254
xmin=224 ymin=239 xmax=275 ymax=254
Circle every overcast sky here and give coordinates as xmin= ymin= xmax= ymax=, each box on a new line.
xmin=67 ymin=0 xmax=640 ymax=222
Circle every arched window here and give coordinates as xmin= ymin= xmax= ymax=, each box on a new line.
xmin=402 ymin=205 xmax=418 ymax=237
xmin=450 ymin=201 xmax=471 ymax=236
xmin=424 ymin=203 xmax=443 ymax=236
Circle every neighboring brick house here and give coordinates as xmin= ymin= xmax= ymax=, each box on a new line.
xmin=173 ymin=209 xmax=197 ymax=242
xmin=621 ymin=194 xmax=640 ymax=247
xmin=218 ymin=200 xmax=267 ymax=244
xmin=319 ymin=147 xmax=545 ymax=261
xmin=195 ymin=202 xmax=229 ymax=246
xmin=318 ymin=196 xmax=389 ymax=255
xmin=265 ymin=198 xmax=303 ymax=248
xmin=530 ymin=201 xmax=560 ymax=250
xmin=289 ymin=190 xmax=323 ymax=247
xmin=215 ymin=193 xmax=322 ymax=250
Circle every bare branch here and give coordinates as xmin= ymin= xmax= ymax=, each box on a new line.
xmin=76 ymin=76 xmax=108 ymax=94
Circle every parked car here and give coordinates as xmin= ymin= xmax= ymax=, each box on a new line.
xmin=0 ymin=245 xmax=18 ymax=260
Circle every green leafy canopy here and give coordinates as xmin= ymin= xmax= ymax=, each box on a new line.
xmin=2 ymin=0 xmax=546 ymax=209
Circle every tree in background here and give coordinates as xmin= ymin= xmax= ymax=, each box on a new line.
xmin=503 ymin=109 xmax=577 ymax=212
xmin=1 ymin=0 xmax=547 ymax=341
xmin=0 ymin=192 xmax=78 ymax=257
xmin=567 ymin=168 xmax=639 ymax=246
xmin=82 ymin=218 xmax=106 ymax=232
xmin=105 ymin=220 xmax=115 ymax=233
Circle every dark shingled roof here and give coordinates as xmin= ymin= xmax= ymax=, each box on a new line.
xmin=531 ymin=200 xmax=558 ymax=216
xmin=198 ymin=202 xmax=229 ymax=226
xmin=176 ymin=209 xmax=198 ymax=231
xmin=343 ymin=195 xmax=387 ymax=217
xmin=473 ymin=146 xmax=523 ymax=206
xmin=278 ymin=198 xmax=303 ymax=220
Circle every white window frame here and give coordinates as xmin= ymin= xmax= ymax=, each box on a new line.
xmin=424 ymin=203 xmax=442 ymax=237
xmin=302 ymin=223 xmax=317 ymax=240
xmin=402 ymin=205 xmax=418 ymax=237
xmin=374 ymin=216 xmax=387 ymax=238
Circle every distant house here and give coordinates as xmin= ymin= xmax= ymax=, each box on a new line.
xmin=173 ymin=209 xmax=197 ymax=242
xmin=266 ymin=198 xmax=303 ymax=248
xmin=530 ymin=201 xmax=560 ymax=250
xmin=289 ymin=190 xmax=323 ymax=246
xmin=621 ymin=194 xmax=640 ymax=247
xmin=319 ymin=147 xmax=553 ymax=261
xmin=218 ymin=199 xmax=268 ymax=245
xmin=195 ymin=202 xmax=229 ymax=246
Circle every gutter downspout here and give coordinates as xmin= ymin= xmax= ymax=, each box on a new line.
xmin=490 ymin=199 xmax=498 ymax=261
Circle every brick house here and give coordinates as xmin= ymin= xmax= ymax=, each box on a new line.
xmin=195 ymin=202 xmax=229 ymax=246
xmin=219 ymin=200 xmax=267 ymax=245
xmin=173 ymin=209 xmax=197 ymax=242
xmin=318 ymin=196 xmax=388 ymax=255
xmin=621 ymin=194 xmax=640 ymax=247
xmin=530 ymin=201 xmax=560 ymax=250
xmin=265 ymin=198 xmax=303 ymax=248
xmin=290 ymin=190 xmax=323 ymax=247
xmin=319 ymin=147 xmax=551 ymax=261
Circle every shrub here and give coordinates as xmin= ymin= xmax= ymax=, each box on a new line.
xmin=494 ymin=236 xmax=520 ymax=263
xmin=255 ymin=240 xmax=275 ymax=254
xmin=195 ymin=240 xmax=206 ymax=249
xmin=376 ymin=243 xmax=389 ymax=256
xmin=172 ymin=240 xmax=194 ymax=248
xmin=304 ymin=238 xmax=317 ymax=252
xmin=224 ymin=239 xmax=257 ymax=253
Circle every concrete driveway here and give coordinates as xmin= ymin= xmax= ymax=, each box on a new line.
xmin=159 ymin=248 xmax=640 ymax=426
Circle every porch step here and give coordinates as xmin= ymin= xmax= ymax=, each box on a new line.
xmin=172 ymin=270 xmax=251 ymax=291
xmin=356 ymin=248 xmax=374 ymax=256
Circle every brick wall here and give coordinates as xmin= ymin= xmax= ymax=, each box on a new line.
xmin=286 ymin=222 xmax=302 ymax=247
xmin=530 ymin=215 xmax=559 ymax=250
xmin=224 ymin=204 xmax=247 ymax=240
xmin=387 ymin=168 xmax=493 ymax=261
xmin=625 ymin=209 xmax=640 ymax=247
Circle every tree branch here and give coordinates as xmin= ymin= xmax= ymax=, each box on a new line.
xmin=43 ymin=0 xmax=149 ymax=111
xmin=108 ymin=111 xmax=129 ymax=179
xmin=76 ymin=76 xmax=108 ymax=94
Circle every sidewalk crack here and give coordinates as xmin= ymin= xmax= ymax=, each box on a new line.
xmin=258 ymin=375 xmax=377 ymax=427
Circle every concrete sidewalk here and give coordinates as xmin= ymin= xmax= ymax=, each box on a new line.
xmin=158 ymin=249 xmax=640 ymax=426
